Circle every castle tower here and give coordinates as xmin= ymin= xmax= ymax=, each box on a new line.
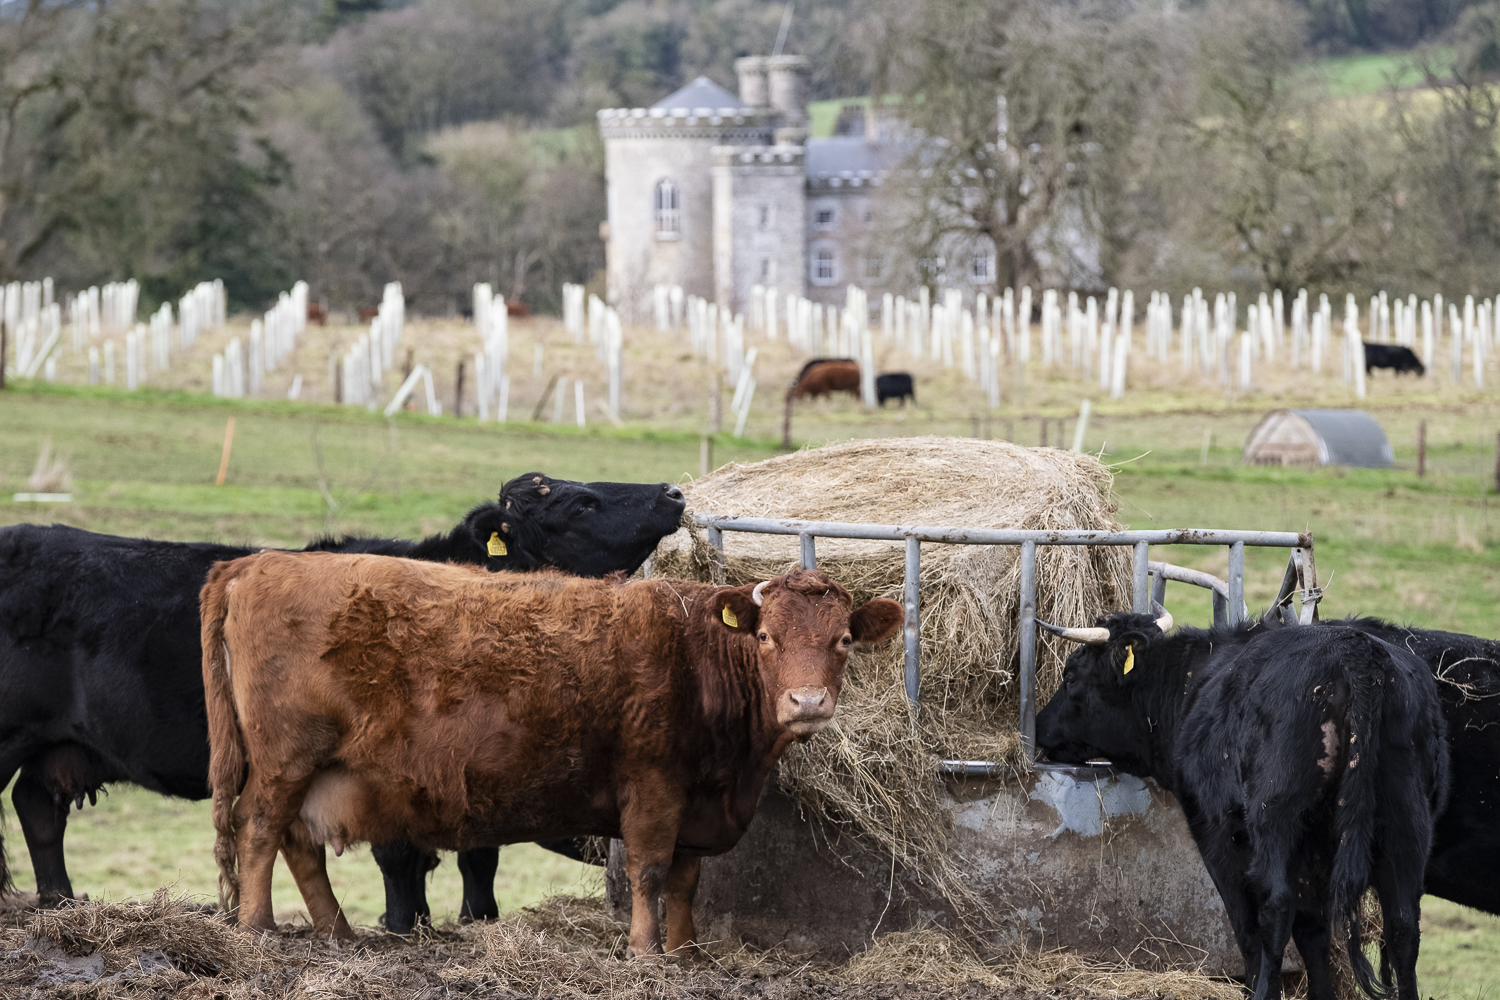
xmin=598 ymin=78 xmax=777 ymax=320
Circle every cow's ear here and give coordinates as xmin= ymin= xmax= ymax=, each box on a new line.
xmin=1113 ymin=630 xmax=1153 ymax=682
xmin=713 ymin=586 xmax=760 ymax=633
xmin=850 ymin=598 xmax=905 ymax=648
xmin=463 ymin=500 xmax=542 ymax=570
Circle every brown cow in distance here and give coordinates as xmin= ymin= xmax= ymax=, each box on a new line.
xmin=788 ymin=358 xmax=861 ymax=400
xmin=202 ymin=554 xmax=903 ymax=955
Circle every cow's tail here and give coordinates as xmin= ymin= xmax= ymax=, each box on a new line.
xmin=201 ymin=560 xmax=248 ymax=917
xmin=1329 ymin=637 xmax=1388 ymax=1000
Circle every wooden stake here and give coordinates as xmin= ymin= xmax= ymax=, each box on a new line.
xmin=1494 ymin=431 xmax=1500 ymax=494
xmin=215 ymin=417 xmax=236 ymax=486
xmin=530 ymin=374 xmax=559 ymax=423
xmin=454 ymin=360 xmax=465 ymax=418
xmin=0 ymin=324 xmax=7 ymax=390
xmin=781 ymin=393 xmax=793 ymax=451
xmin=1417 ymin=420 xmax=1427 ymax=478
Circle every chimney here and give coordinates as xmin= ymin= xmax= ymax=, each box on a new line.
xmin=736 ymin=56 xmax=769 ymax=108
xmin=766 ymin=55 xmax=809 ymax=128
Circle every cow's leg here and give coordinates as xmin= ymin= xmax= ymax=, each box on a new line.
xmin=1371 ymin=846 xmax=1426 ymax=1000
xmin=1290 ymin=909 xmax=1335 ymax=1000
xmin=1184 ymin=814 xmax=1260 ymax=987
xmin=12 ymin=765 xmax=74 ymax=906
xmin=280 ymin=821 xmax=352 ymax=940
xmin=370 ymin=839 xmax=434 ymax=934
xmin=457 ymin=847 xmax=501 ymax=923
xmin=232 ymin=775 xmax=306 ymax=933
xmin=662 ymin=854 xmax=702 ymax=955
xmin=1248 ymin=841 xmax=1297 ymax=1000
xmin=619 ymin=787 xmax=684 ymax=958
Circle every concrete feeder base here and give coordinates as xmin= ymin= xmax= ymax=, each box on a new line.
xmin=607 ymin=765 xmax=1263 ymax=975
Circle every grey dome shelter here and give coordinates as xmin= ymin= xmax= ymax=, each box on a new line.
xmin=1243 ymin=409 xmax=1394 ymax=468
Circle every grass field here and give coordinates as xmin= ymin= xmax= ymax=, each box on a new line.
xmin=0 ymin=369 xmax=1497 ymax=995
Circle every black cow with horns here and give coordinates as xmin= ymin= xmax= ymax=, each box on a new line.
xmin=0 ymin=472 xmax=685 ymax=934
xmin=1036 ymin=607 xmax=1448 ymax=1000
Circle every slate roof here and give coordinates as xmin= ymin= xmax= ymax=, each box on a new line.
xmin=805 ymin=136 xmax=902 ymax=182
xmin=651 ymin=76 xmax=747 ymax=113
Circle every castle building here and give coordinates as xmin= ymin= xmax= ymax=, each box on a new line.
xmin=598 ymin=56 xmax=900 ymax=321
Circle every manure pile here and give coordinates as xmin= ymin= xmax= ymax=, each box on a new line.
xmin=0 ymin=891 xmax=1244 ymax=999
xmin=656 ymin=437 xmax=1133 ymax=919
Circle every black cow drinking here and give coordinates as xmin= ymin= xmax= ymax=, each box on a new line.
xmin=1036 ymin=608 xmax=1447 ymax=1000
xmin=1362 ymin=343 xmax=1425 ymax=376
xmin=0 ymin=472 xmax=685 ymax=933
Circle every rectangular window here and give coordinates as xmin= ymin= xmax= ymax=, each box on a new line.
xmin=862 ymin=254 xmax=884 ymax=281
xmin=760 ymin=257 xmax=774 ymax=282
xmin=758 ymin=204 xmax=771 ymax=230
xmin=654 ymin=179 xmax=681 ymax=239
xmin=814 ymin=207 xmax=836 ymax=229
xmin=812 ymin=249 xmax=838 ymax=285
xmin=969 ymin=252 xmax=995 ymax=284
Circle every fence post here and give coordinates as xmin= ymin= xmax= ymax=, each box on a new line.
xmin=1227 ymin=540 xmax=1245 ymax=624
xmin=1417 ymin=419 xmax=1427 ymax=478
xmin=1132 ymin=540 xmax=1150 ymax=613
xmin=903 ymin=536 xmax=922 ymax=713
xmin=799 ymin=533 xmax=817 ymax=570
xmin=1018 ymin=540 xmax=1038 ymax=758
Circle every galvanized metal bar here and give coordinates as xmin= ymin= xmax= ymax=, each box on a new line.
xmin=799 ymin=532 xmax=817 ymax=570
xmin=1294 ymin=545 xmax=1321 ymax=624
xmin=937 ymin=760 xmax=1015 ymax=777
xmin=1150 ymin=570 xmax=1166 ymax=608
xmin=1147 ymin=560 xmax=1229 ymax=600
xmin=706 ymin=525 xmax=723 ymax=552
xmin=1227 ymin=541 xmax=1245 ymax=625
xmin=1212 ymin=591 xmax=1228 ymax=628
xmin=1131 ymin=541 xmax=1150 ymax=613
xmin=692 ymin=515 xmax=1307 ymax=549
xmin=903 ymin=536 xmax=921 ymax=711
xmin=1018 ymin=540 xmax=1038 ymax=758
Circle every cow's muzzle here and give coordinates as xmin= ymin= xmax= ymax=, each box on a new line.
xmin=780 ymin=686 xmax=834 ymax=735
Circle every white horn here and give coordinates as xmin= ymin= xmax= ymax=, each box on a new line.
xmin=751 ymin=581 xmax=769 ymax=606
xmin=1151 ymin=601 xmax=1174 ymax=634
xmin=1036 ymin=620 xmax=1110 ymax=645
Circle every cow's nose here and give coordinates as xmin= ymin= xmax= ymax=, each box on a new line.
xmin=662 ymin=484 xmax=685 ymax=503
xmin=787 ymin=687 xmax=828 ymax=715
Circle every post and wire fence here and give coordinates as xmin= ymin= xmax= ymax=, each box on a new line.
xmin=663 ymin=516 xmax=1320 ymax=776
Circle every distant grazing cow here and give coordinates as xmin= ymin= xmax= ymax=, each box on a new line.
xmin=875 ymin=372 xmax=915 ymax=407
xmin=506 ymin=300 xmax=531 ymax=318
xmin=203 ymin=562 xmax=903 ymax=953
xmin=358 ymin=306 xmax=380 ymax=322
xmin=1362 ymin=343 xmax=1425 ymax=376
xmin=306 ymin=303 xmax=328 ymax=326
xmin=1037 ymin=610 xmax=1447 ymax=1000
xmin=1260 ymin=615 xmax=1500 ymax=916
xmin=0 ymin=473 xmax=685 ymax=934
xmin=789 ymin=358 xmax=861 ymax=400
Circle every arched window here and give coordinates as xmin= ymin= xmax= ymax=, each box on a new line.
xmin=654 ymin=179 xmax=680 ymax=238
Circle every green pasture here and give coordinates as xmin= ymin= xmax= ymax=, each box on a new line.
xmin=0 ymin=382 xmax=1497 ymax=995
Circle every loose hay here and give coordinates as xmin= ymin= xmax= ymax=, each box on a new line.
xmin=656 ymin=437 xmax=1132 ymax=920
xmin=2 ymin=893 xmax=1245 ymax=999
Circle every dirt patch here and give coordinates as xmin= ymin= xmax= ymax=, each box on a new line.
xmin=0 ymin=892 xmax=1243 ymax=999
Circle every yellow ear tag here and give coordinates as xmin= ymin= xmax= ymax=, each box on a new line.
xmin=1123 ymin=645 xmax=1135 ymax=675
xmin=722 ymin=605 xmax=739 ymax=628
xmin=487 ymin=531 xmax=507 ymax=557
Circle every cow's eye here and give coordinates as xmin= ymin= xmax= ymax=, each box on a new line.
xmin=757 ymin=631 xmax=769 ymax=642
xmin=840 ymin=634 xmax=853 ymax=646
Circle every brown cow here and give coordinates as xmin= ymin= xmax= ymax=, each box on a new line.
xmin=788 ymin=358 xmax=861 ymax=400
xmin=202 ymin=554 xmax=902 ymax=954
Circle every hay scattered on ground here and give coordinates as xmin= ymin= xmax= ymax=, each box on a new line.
xmin=657 ymin=437 xmax=1132 ymax=920
xmin=0 ymin=892 xmax=1247 ymax=999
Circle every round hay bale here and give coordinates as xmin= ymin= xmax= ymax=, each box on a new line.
xmin=656 ymin=436 xmax=1132 ymax=921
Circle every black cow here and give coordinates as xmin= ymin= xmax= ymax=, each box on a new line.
xmin=0 ymin=473 xmax=685 ymax=933
xmin=875 ymin=372 xmax=915 ymax=407
xmin=1036 ymin=610 xmax=1447 ymax=1000
xmin=1260 ymin=615 xmax=1500 ymax=915
xmin=1362 ymin=343 xmax=1425 ymax=376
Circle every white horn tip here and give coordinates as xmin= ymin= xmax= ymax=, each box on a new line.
xmin=751 ymin=580 xmax=768 ymax=606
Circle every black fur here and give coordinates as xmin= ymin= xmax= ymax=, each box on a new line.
xmin=1036 ymin=616 xmax=1448 ymax=1000
xmin=1263 ymin=615 xmax=1500 ymax=916
xmin=875 ymin=372 xmax=915 ymax=407
xmin=0 ymin=473 xmax=684 ymax=931
xmin=1362 ymin=343 xmax=1425 ymax=376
